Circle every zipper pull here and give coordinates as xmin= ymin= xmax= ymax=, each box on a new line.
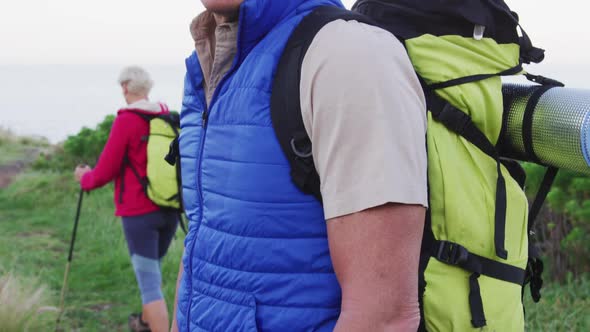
xmin=202 ymin=110 xmax=209 ymax=126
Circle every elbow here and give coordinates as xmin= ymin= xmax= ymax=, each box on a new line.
xmin=338 ymin=296 xmax=421 ymax=331
xmin=383 ymin=309 xmax=420 ymax=332
xmin=373 ymin=303 xmax=421 ymax=332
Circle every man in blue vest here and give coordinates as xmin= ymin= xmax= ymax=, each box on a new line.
xmin=171 ymin=0 xmax=428 ymax=331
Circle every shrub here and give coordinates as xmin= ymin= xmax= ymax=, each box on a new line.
xmin=0 ymin=272 xmax=56 ymax=332
xmin=524 ymin=163 xmax=590 ymax=280
xmin=33 ymin=115 xmax=115 ymax=171
xmin=33 ymin=111 xmax=177 ymax=171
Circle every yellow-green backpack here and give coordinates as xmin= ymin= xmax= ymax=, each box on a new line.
xmin=124 ymin=111 xmax=182 ymax=210
xmin=270 ymin=1 xmax=552 ymax=330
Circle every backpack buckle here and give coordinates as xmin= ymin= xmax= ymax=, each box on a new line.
xmin=524 ymin=73 xmax=565 ymax=87
xmin=526 ymin=246 xmax=544 ymax=303
xmin=436 ymin=241 xmax=469 ymax=266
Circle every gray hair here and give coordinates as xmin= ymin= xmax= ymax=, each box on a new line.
xmin=118 ymin=66 xmax=153 ymax=95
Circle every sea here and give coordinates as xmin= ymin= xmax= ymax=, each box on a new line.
xmin=1 ymin=63 xmax=589 ymax=143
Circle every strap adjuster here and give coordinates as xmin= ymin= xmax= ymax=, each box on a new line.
xmin=524 ymin=73 xmax=564 ymax=87
xmin=290 ymin=151 xmax=316 ymax=189
xmin=438 ymin=103 xmax=470 ymax=135
xmin=436 ymin=241 xmax=469 ymax=265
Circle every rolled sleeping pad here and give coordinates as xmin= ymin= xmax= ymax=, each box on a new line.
xmin=499 ymin=83 xmax=590 ymax=174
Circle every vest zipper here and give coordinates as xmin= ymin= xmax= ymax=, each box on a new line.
xmin=202 ymin=108 xmax=209 ymax=126
xmin=183 ymin=94 xmax=207 ymax=332
xmin=184 ymin=16 xmax=244 ymax=330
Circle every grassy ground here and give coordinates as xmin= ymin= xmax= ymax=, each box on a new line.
xmin=524 ymin=276 xmax=590 ymax=331
xmin=0 ymin=271 xmax=57 ymax=331
xmin=0 ymin=172 xmax=184 ymax=331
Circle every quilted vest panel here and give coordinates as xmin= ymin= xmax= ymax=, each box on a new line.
xmin=177 ymin=1 xmax=344 ymax=331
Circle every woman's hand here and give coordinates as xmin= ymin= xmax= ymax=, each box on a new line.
xmin=74 ymin=165 xmax=92 ymax=182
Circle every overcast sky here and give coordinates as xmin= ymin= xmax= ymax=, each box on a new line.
xmin=0 ymin=0 xmax=588 ymax=66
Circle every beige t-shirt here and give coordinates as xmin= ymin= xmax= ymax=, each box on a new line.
xmin=190 ymin=13 xmax=428 ymax=220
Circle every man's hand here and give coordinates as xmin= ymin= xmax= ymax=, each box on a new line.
xmin=74 ymin=165 xmax=92 ymax=182
xmin=328 ymin=203 xmax=425 ymax=332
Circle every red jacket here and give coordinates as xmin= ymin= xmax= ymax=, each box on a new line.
xmin=80 ymin=101 xmax=169 ymax=216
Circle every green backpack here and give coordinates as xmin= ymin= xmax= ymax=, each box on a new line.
xmin=271 ymin=1 xmax=555 ymax=331
xmin=123 ymin=111 xmax=182 ymax=210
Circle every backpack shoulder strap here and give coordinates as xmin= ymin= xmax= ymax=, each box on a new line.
xmin=157 ymin=112 xmax=181 ymax=133
xmin=271 ymin=6 xmax=376 ymax=201
xmin=125 ymin=110 xmax=155 ymax=123
xmin=117 ymin=110 xmax=155 ymax=202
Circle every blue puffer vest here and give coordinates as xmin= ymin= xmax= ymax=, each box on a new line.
xmin=177 ymin=1 xmax=344 ymax=331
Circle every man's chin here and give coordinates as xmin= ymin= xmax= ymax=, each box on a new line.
xmin=201 ymin=0 xmax=243 ymax=15
xmin=211 ymin=9 xmax=240 ymax=23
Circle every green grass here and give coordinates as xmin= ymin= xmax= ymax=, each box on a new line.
xmin=1 ymin=169 xmax=588 ymax=331
xmin=0 ymin=172 xmax=184 ymax=331
xmin=524 ymin=275 xmax=590 ymax=331
xmin=0 ymin=271 xmax=57 ymax=332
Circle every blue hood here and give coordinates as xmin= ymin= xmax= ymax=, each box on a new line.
xmin=237 ymin=0 xmax=343 ymax=61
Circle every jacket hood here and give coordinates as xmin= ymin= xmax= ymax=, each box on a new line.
xmin=118 ymin=100 xmax=169 ymax=115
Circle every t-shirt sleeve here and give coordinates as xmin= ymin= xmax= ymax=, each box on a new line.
xmin=299 ymin=20 xmax=428 ymax=220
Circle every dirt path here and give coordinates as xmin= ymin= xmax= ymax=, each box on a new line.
xmin=0 ymin=162 xmax=26 ymax=188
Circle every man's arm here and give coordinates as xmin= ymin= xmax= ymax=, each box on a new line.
xmin=328 ymin=203 xmax=425 ymax=331
xmin=299 ymin=18 xmax=428 ymax=331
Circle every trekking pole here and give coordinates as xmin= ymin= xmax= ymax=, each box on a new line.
xmin=55 ymin=188 xmax=84 ymax=330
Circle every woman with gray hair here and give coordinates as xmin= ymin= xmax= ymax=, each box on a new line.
xmin=74 ymin=66 xmax=179 ymax=332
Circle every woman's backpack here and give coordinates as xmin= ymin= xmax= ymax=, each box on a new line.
xmin=123 ymin=111 xmax=182 ymax=210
